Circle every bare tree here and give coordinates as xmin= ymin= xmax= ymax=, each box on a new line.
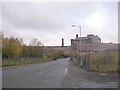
xmin=30 ymin=38 xmax=37 ymax=46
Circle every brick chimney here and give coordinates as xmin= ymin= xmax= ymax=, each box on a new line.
xmin=62 ymin=38 xmax=64 ymax=47
xmin=76 ymin=34 xmax=78 ymax=38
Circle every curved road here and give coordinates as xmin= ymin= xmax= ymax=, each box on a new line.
xmin=3 ymin=58 xmax=118 ymax=88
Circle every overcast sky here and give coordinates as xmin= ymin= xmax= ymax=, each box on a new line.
xmin=1 ymin=1 xmax=118 ymax=46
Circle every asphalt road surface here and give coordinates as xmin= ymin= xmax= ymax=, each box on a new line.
xmin=2 ymin=58 xmax=118 ymax=88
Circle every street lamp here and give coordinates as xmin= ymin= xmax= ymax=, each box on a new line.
xmin=72 ymin=25 xmax=81 ymax=38
xmin=72 ymin=25 xmax=82 ymax=68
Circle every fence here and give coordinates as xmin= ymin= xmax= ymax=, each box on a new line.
xmin=2 ymin=57 xmax=52 ymax=67
xmin=72 ymin=51 xmax=118 ymax=72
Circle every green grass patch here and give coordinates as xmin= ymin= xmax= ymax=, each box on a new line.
xmin=2 ymin=57 xmax=50 ymax=67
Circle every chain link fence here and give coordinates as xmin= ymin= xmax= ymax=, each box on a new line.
xmin=72 ymin=51 xmax=118 ymax=72
xmin=2 ymin=57 xmax=52 ymax=67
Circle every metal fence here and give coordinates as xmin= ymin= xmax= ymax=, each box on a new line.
xmin=2 ymin=57 xmax=51 ymax=66
xmin=72 ymin=51 xmax=118 ymax=72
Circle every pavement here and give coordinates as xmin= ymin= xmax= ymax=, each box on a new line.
xmin=62 ymin=61 xmax=118 ymax=88
xmin=2 ymin=58 xmax=118 ymax=88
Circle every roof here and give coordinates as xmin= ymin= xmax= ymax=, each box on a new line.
xmin=73 ymin=34 xmax=101 ymax=41
xmin=74 ymin=37 xmax=88 ymax=40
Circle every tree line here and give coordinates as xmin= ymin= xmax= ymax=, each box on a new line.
xmin=2 ymin=35 xmax=44 ymax=59
xmin=2 ymin=34 xmax=69 ymax=60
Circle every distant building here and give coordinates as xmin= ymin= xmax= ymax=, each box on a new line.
xmin=71 ymin=34 xmax=101 ymax=45
xmin=71 ymin=34 xmax=119 ymax=54
xmin=70 ymin=34 xmax=119 ymax=69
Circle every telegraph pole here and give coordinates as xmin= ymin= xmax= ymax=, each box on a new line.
xmin=72 ymin=25 xmax=82 ymax=68
xmin=79 ymin=26 xmax=82 ymax=68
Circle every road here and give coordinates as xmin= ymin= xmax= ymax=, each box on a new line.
xmin=2 ymin=58 xmax=118 ymax=88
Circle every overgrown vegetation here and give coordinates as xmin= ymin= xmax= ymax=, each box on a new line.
xmin=2 ymin=36 xmax=44 ymax=59
xmin=89 ymin=51 xmax=118 ymax=72
xmin=44 ymin=48 xmax=69 ymax=60
xmin=72 ymin=51 xmax=118 ymax=72
xmin=2 ymin=58 xmax=49 ymax=66
xmin=2 ymin=34 xmax=69 ymax=67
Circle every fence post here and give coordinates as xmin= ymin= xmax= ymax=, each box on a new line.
xmin=86 ymin=53 xmax=88 ymax=70
xmin=15 ymin=60 xmax=16 ymax=65
xmin=8 ymin=59 xmax=9 ymax=66
xmin=89 ymin=52 xmax=91 ymax=71
xmin=106 ymin=52 xmax=109 ymax=72
xmin=24 ymin=59 xmax=25 ymax=65
xmin=80 ymin=55 xmax=82 ymax=68
xmin=14 ymin=59 xmax=15 ymax=65
xmin=34 ymin=58 xmax=35 ymax=63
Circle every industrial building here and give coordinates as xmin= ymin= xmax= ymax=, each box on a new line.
xmin=71 ymin=34 xmax=118 ymax=53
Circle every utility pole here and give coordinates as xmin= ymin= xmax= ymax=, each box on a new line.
xmin=72 ymin=25 xmax=82 ymax=68
xmin=79 ymin=26 xmax=82 ymax=68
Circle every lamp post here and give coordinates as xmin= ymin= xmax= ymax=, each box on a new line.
xmin=72 ymin=25 xmax=82 ymax=68
xmin=72 ymin=25 xmax=81 ymax=41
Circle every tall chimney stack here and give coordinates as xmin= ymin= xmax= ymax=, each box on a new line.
xmin=76 ymin=34 xmax=78 ymax=38
xmin=62 ymin=38 xmax=64 ymax=47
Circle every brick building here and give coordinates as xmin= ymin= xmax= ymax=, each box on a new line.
xmin=70 ymin=34 xmax=119 ymax=69
xmin=71 ymin=34 xmax=101 ymax=45
xmin=71 ymin=34 xmax=119 ymax=55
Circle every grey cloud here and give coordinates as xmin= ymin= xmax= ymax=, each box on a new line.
xmin=2 ymin=2 xmax=63 ymax=31
xmin=2 ymin=2 xmax=100 ymax=32
xmin=2 ymin=2 xmax=118 ymax=45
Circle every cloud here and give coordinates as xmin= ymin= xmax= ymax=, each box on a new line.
xmin=2 ymin=2 xmax=66 ymax=32
xmin=2 ymin=2 xmax=98 ymax=32
xmin=2 ymin=2 xmax=118 ymax=45
xmin=0 ymin=2 xmax=2 ymax=31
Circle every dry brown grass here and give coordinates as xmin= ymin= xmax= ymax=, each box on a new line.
xmin=72 ymin=51 xmax=119 ymax=72
xmin=89 ymin=51 xmax=118 ymax=72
